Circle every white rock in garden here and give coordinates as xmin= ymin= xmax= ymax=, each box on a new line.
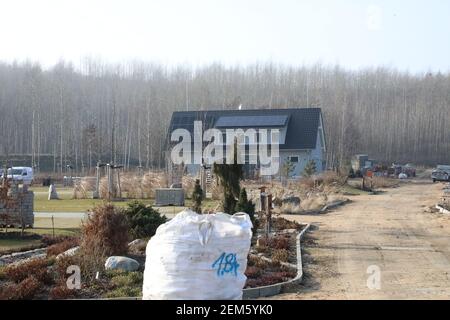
xmin=105 ymin=256 xmax=139 ymax=272
xmin=56 ymin=246 xmax=79 ymax=260
xmin=128 ymin=239 xmax=147 ymax=252
xmin=48 ymin=184 xmax=59 ymax=200
xmin=281 ymin=229 xmax=298 ymax=234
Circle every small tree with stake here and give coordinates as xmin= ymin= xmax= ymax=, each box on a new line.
xmin=191 ymin=179 xmax=204 ymax=214
xmin=213 ymin=140 xmax=244 ymax=214
xmin=281 ymin=159 xmax=296 ymax=186
xmin=302 ymin=160 xmax=317 ymax=177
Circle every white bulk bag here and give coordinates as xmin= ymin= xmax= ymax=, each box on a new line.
xmin=142 ymin=209 xmax=252 ymax=300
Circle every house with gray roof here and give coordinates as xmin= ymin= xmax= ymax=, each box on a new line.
xmin=167 ymin=107 xmax=326 ymax=177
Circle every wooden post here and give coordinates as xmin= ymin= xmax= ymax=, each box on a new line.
xmin=107 ymin=164 xmax=112 ymax=200
xmin=51 ymin=215 xmax=55 ymax=238
xmin=116 ymin=169 xmax=122 ymax=199
xmin=266 ymin=194 xmax=272 ymax=237
xmin=93 ymin=163 xmax=100 ymax=199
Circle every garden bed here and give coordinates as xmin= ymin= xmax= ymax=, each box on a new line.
xmin=243 ymin=217 xmax=305 ymax=289
xmin=0 ymin=202 xmax=308 ymax=300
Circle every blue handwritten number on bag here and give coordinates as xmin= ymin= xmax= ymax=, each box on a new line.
xmin=212 ymin=252 xmax=239 ymax=277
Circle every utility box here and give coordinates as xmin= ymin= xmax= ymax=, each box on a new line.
xmin=351 ymin=154 xmax=369 ymax=172
xmin=155 ymin=188 xmax=185 ymax=206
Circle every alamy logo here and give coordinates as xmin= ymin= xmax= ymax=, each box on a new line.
xmin=66 ymin=265 xmax=81 ymax=290
xmin=170 ymin=121 xmax=280 ymax=175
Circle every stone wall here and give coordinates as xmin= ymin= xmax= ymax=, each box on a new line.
xmin=0 ymin=184 xmax=34 ymax=228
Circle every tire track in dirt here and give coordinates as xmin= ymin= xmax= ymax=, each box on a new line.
xmin=271 ymin=181 xmax=450 ymax=299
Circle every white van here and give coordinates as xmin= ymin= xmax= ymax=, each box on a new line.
xmin=7 ymin=167 xmax=34 ymax=185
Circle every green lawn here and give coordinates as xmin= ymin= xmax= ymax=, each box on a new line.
xmin=0 ymin=238 xmax=43 ymax=254
xmin=30 ymin=186 xmax=220 ymax=213
xmin=31 ymin=186 xmax=154 ymax=212
xmin=1 ymin=189 xmax=221 ymax=253
xmin=0 ymin=216 xmax=82 ymax=253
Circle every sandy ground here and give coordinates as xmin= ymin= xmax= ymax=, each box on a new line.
xmin=272 ymin=180 xmax=450 ymax=300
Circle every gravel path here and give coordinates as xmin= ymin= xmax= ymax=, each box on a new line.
xmin=272 ymin=180 xmax=450 ymax=300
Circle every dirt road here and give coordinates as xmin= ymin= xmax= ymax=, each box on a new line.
xmin=275 ymin=181 xmax=450 ymax=300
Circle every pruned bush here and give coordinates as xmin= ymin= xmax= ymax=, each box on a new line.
xmin=272 ymin=249 xmax=290 ymax=263
xmin=244 ymin=266 xmax=262 ymax=278
xmin=247 ymin=254 xmax=270 ymax=269
xmin=77 ymin=204 xmax=130 ymax=282
xmin=0 ymin=266 xmax=6 ymax=281
xmin=49 ymin=284 xmax=75 ymax=300
xmin=256 ymin=235 xmax=290 ymax=251
xmin=245 ymin=270 xmax=296 ymax=288
xmin=4 ymin=258 xmax=53 ymax=285
xmin=0 ymin=276 xmax=41 ymax=300
xmin=41 ymin=235 xmax=76 ymax=247
xmin=259 ymin=216 xmax=302 ymax=231
xmin=80 ymin=203 xmax=130 ymax=258
xmin=125 ymin=201 xmax=167 ymax=239
xmin=271 ymin=236 xmax=290 ymax=250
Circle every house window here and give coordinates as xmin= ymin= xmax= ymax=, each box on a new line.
xmin=288 ymin=156 xmax=299 ymax=163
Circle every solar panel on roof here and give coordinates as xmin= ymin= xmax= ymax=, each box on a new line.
xmin=215 ymin=115 xmax=289 ymax=128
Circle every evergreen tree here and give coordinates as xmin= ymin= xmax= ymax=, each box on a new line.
xmin=302 ymin=160 xmax=317 ymax=177
xmin=213 ymin=140 xmax=244 ymax=214
xmin=281 ymin=159 xmax=296 ymax=178
xmin=191 ymin=179 xmax=203 ymax=214
xmin=236 ymin=187 xmax=256 ymax=228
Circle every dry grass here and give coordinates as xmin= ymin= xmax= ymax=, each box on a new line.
xmin=71 ymin=170 xmax=219 ymax=201
xmin=182 ymin=175 xmax=196 ymax=198
xmin=371 ymin=177 xmax=399 ymax=189
xmin=210 ymin=177 xmax=224 ymax=200
xmin=72 ymin=177 xmax=95 ymax=199
xmin=276 ymin=193 xmax=346 ymax=214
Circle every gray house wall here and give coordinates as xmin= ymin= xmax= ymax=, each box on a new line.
xmin=279 ymin=122 xmax=326 ymax=177
xmin=186 ymin=125 xmax=325 ymax=178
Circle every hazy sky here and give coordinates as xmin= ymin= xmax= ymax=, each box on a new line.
xmin=0 ymin=0 xmax=449 ymax=72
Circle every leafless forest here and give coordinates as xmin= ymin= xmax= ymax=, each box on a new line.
xmin=0 ymin=60 xmax=449 ymax=173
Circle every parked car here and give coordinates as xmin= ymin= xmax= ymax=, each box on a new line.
xmin=7 ymin=167 xmax=34 ymax=185
xmin=431 ymin=165 xmax=450 ymax=182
